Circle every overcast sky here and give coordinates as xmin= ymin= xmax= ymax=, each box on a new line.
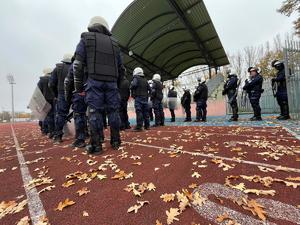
xmin=0 ymin=0 xmax=297 ymax=112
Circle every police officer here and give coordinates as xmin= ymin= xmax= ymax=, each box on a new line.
xmin=148 ymin=80 xmax=154 ymax=122
xmin=64 ymin=56 xmax=88 ymax=148
xmin=38 ymin=68 xmax=55 ymax=138
xmin=130 ymin=67 xmax=151 ymax=132
xmin=271 ymin=60 xmax=290 ymax=120
xmin=167 ymin=86 xmax=177 ymax=122
xmin=73 ymin=16 xmax=125 ymax=154
xmin=243 ymin=67 xmax=264 ymax=121
xmin=49 ymin=54 xmax=73 ymax=143
xmin=222 ymin=69 xmax=239 ymax=121
xmin=119 ymin=75 xmax=131 ymax=130
xmin=151 ymin=74 xmax=165 ymax=127
xmin=193 ymin=77 xmax=208 ymax=122
xmin=181 ymin=88 xmax=192 ymax=122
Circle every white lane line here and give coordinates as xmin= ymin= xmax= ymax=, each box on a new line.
xmin=147 ymin=129 xmax=296 ymax=139
xmin=0 ymin=146 xmax=59 ymax=161
xmin=11 ymin=125 xmax=47 ymax=224
xmin=192 ymin=183 xmax=300 ymax=224
xmin=282 ymin=126 xmax=300 ymax=140
xmin=123 ymin=141 xmax=300 ymax=173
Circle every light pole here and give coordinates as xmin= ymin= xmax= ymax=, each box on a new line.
xmin=7 ymin=74 xmax=16 ymax=123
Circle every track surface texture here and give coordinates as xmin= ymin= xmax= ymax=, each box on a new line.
xmin=0 ymin=121 xmax=299 ymax=225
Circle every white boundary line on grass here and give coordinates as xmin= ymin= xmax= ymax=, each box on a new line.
xmin=11 ymin=125 xmax=47 ymax=224
xmin=123 ymin=141 xmax=300 ymax=173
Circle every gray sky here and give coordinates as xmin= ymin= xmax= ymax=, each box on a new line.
xmin=0 ymin=0 xmax=297 ymax=112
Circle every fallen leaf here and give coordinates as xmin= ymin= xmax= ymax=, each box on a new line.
xmin=127 ymin=200 xmax=149 ymax=213
xmin=191 ymin=172 xmax=201 ymax=179
xmin=77 ymin=187 xmax=90 ymax=196
xmin=160 ymin=193 xmax=175 ymax=203
xmin=166 ymin=208 xmax=180 ymax=225
xmin=55 ymin=198 xmax=75 ymax=211
xmin=62 ymin=180 xmax=75 ymax=188
xmin=16 ymin=216 xmax=30 ymax=225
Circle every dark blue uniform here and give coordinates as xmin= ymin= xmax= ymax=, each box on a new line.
xmin=272 ymin=65 xmax=290 ymax=119
xmin=243 ymin=74 xmax=263 ymax=120
xmin=49 ymin=62 xmax=71 ymax=142
xmin=181 ymin=90 xmax=191 ymax=122
xmin=130 ymin=75 xmax=151 ymax=131
xmin=167 ymin=89 xmax=177 ymax=122
xmin=151 ymin=80 xmax=165 ymax=126
xmin=119 ymin=76 xmax=131 ymax=130
xmin=194 ymin=82 xmax=208 ymax=122
xmin=64 ymin=65 xmax=88 ymax=147
xmin=38 ymin=75 xmax=55 ymax=137
xmin=73 ymin=25 xmax=124 ymax=152
xmin=223 ymin=74 xmax=239 ymax=121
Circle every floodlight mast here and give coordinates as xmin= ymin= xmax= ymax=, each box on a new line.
xmin=7 ymin=74 xmax=16 ymax=123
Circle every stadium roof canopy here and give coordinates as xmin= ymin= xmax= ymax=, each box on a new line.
xmin=112 ymin=0 xmax=229 ymax=80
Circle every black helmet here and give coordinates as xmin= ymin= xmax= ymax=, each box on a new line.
xmin=248 ymin=67 xmax=258 ymax=73
xmin=271 ymin=60 xmax=284 ymax=70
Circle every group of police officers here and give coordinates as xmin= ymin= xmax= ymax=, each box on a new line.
xmin=37 ymin=16 xmax=290 ymax=155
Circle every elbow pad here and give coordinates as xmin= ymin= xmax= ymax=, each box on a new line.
xmin=73 ymin=59 xmax=84 ymax=92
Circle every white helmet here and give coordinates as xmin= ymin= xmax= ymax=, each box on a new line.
xmin=88 ymin=16 xmax=109 ymax=31
xmin=62 ymin=54 xmax=73 ymax=63
xmin=152 ymin=74 xmax=161 ymax=82
xmin=133 ymin=67 xmax=144 ymax=77
xmin=43 ymin=68 xmax=53 ymax=75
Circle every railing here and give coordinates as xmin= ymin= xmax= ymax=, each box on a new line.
xmin=284 ymin=41 xmax=300 ymax=120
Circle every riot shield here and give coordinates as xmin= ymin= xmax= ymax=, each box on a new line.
xmin=28 ymin=86 xmax=51 ymax=120
xmin=168 ymin=97 xmax=178 ymax=110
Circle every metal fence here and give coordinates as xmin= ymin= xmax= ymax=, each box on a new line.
xmin=284 ymin=41 xmax=300 ymax=120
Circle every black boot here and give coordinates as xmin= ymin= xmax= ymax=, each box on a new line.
xmin=278 ymin=103 xmax=290 ymax=120
xmin=70 ymin=139 xmax=86 ymax=148
xmin=228 ymin=117 xmax=238 ymax=122
xmin=133 ymin=126 xmax=143 ymax=132
xmin=86 ymin=134 xmax=102 ymax=155
xmin=53 ymin=135 xmax=63 ymax=144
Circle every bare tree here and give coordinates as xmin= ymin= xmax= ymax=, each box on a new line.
xmin=278 ymin=0 xmax=300 ymax=36
xmin=244 ymin=46 xmax=258 ymax=68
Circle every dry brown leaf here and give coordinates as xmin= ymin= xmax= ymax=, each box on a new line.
xmin=232 ymin=183 xmax=246 ymax=191
xmin=16 ymin=216 xmax=30 ymax=225
xmin=216 ymin=212 xmax=231 ymax=223
xmin=166 ymin=208 xmax=180 ymax=225
xmin=77 ymin=187 xmax=90 ymax=196
xmin=247 ymin=199 xmax=267 ymax=221
xmin=127 ymin=200 xmax=149 ymax=213
xmin=191 ymin=172 xmax=201 ymax=178
xmin=147 ymin=183 xmax=156 ymax=191
xmin=192 ymin=192 xmax=206 ymax=207
xmin=62 ymin=180 xmax=75 ymax=188
xmin=82 ymin=211 xmax=89 ymax=217
xmin=156 ymin=220 xmax=163 ymax=225
xmin=188 ymin=183 xmax=198 ymax=189
xmin=160 ymin=193 xmax=175 ymax=203
xmin=286 ymin=177 xmax=300 ymax=182
xmin=55 ymin=198 xmax=75 ymax=211
xmin=244 ymin=189 xmax=275 ymax=196
xmin=97 ymin=174 xmax=107 ymax=180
